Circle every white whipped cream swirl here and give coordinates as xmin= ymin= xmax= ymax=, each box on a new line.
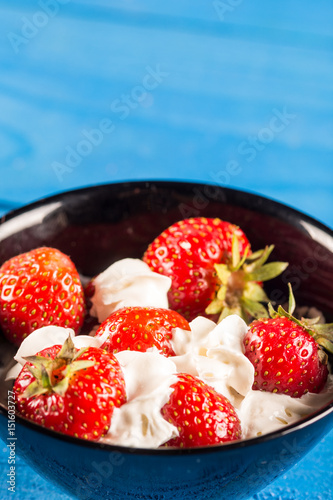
xmin=90 ymin=258 xmax=172 ymax=322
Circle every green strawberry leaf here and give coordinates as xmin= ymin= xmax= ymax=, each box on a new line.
xmin=21 ymin=380 xmax=50 ymax=399
xmin=205 ymin=297 xmax=224 ymax=315
xmin=288 ymin=283 xmax=296 ymax=315
xmin=57 ymin=335 xmax=76 ymax=362
xmin=245 ymin=248 xmax=266 ymax=262
xmin=241 ymin=297 xmax=268 ymax=319
xmin=23 ymin=354 xmax=53 ymax=368
xmin=218 ymin=305 xmax=243 ymax=322
xmin=243 ymin=281 xmax=269 ymax=303
xmin=318 ymin=349 xmax=328 ymax=364
xmin=208 ymin=243 xmax=288 ymax=324
xmin=247 ymin=261 xmax=289 ymax=282
xmin=316 ymin=338 xmax=333 ymax=354
xmin=313 ymin=323 xmax=333 ymax=338
xmin=21 ymin=335 xmax=96 ymax=399
xmin=234 ymin=245 xmax=250 ymax=271
xmin=301 ymin=316 xmax=322 ymax=327
xmin=269 ymin=284 xmax=333 ymax=355
xmin=217 ymin=284 xmax=227 ymax=301
xmin=244 ymin=245 xmax=274 ymax=273
xmin=268 ymin=302 xmax=278 ymax=318
xmin=214 ymin=263 xmax=231 ymax=286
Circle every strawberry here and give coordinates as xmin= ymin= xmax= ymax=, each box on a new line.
xmin=0 ymin=247 xmax=85 ymax=345
xmin=84 ymin=278 xmax=96 ymax=301
xmin=161 ymin=373 xmax=241 ymax=448
xmin=95 ymin=306 xmax=190 ymax=356
xmin=244 ymin=285 xmax=333 ymax=397
xmin=13 ymin=335 xmax=126 ymax=440
xmin=143 ymin=217 xmax=287 ymax=322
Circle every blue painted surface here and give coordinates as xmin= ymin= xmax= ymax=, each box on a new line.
xmin=0 ymin=430 xmax=332 ymax=500
xmin=0 ymin=1 xmax=332 ymax=498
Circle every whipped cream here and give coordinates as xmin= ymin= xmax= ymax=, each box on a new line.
xmin=6 ymin=326 xmax=109 ymax=380
xmin=170 ymin=315 xmax=254 ymax=408
xmin=104 ymin=350 xmax=179 ymax=448
xmin=7 ymin=326 xmax=179 ymax=449
xmin=239 ymin=376 xmax=333 ymax=438
xmin=90 ymin=258 xmax=172 ymax=322
xmin=170 ymin=315 xmax=333 ymax=439
xmin=7 ymin=316 xmax=333 ymax=448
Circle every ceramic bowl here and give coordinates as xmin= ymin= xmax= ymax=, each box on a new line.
xmin=0 ymin=181 xmax=332 ymax=500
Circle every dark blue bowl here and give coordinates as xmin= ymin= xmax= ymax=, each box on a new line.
xmin=0 ymin=181 xmax=332 ymax=500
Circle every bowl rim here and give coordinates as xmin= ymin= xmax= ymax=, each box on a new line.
xmin=0 ymin=179 xmax=332 ymax=456
xmin=1 ymin=179 xmax=333 ymax=234
xmin=1 ymin=396 xmax=332 ymax=456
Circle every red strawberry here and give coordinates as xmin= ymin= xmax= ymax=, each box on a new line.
xmin=0 ymin=247 xmax=85 ymax=345
xmin=244 ymin=286 xmax=332 ymax=397
xmin=217 ymin=220 xmax=250 ymax=256
xmin=143 ymin=217 xmax=287 ymax=322
xmin=84 ymin=278 xmax=95 ymax=301
xmin=13 ymin=335 xmax=126 ymax=440
xmin=95 ymin=306 xmax=190 ymax=356
xmin=161 ymin=373 xmax=241 ymax=448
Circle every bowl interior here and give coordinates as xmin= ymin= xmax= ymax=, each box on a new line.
xmin=1 ymin=180 xmax=333 ymax=429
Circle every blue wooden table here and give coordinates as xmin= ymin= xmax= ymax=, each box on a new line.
xmin=0 ymin=1 xmax=332 ymax=498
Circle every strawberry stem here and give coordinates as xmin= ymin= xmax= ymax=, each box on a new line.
xmin=288 ymin=283 xmax=296 ymax=315
xmin=21 ymin=335 xmax=95 ymax=399
xmin=205 ymin=240 xmax=288 ymax=324
xmin=268 ymin=284 xmax=333 ymax=355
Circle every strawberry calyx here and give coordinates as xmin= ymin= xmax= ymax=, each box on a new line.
xmin=205 ymin=237 xmax=288 ymax=324
xmin=268 ymin=283 xmax=333 ymax=360
xmin=21 ymin=336 xmax=95 ymax=399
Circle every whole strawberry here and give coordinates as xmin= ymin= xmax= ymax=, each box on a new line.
xmin=143 ymin=217 xmax=287 ymax=322
xmin=95 ymin=306 xmax=190 ymax=356
xmin=14 ymin=335 xmax=126 ymax=440
xmin=0 ymin=247 xmax=85 ymax=345
xmin=161 ymin=373 xmax=241 ymax=448
xmin=244 ymin=286 xmax=332 ymax=397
